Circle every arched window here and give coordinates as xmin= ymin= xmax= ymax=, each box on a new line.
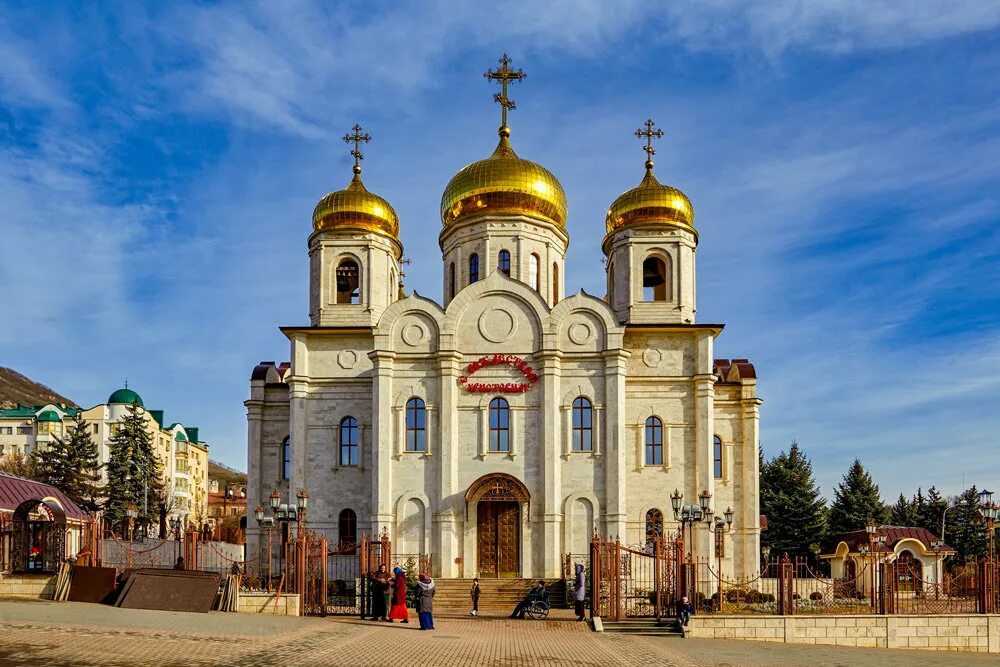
xmin=449 ymin=262 xmax=456 ymax=299
xmin=642 ymin=255 xmax=669 ymax=302
xmin=714 ymin=435 xmax=723 ymax=479
xmin=498 ymin=250 xmax=511 ymax=276
xmin=336 ymin=258 xmax=361 ymax=304
xmin=645 ymin=508 xmax=664 ymax=547
xmin=405 ymin=398 xmax=426 ymax=452
xmin=552 ymin=262 xmax=559 ymax=304
xmin=338 ymin=508 xmax=357 ymax=548
xmin=528 ymin=253 xmax=540 ymax=291
xmin=645 ymin=416 xmax=663 ymax=465
xmin=488 ymin=397 xmax=510 ymax=452
xmin=469 ymin=253 xmax=480 ymax=284
xmin=571 ymin=397 xmax=593 ymax=452
xmin=339 ymin=417 xmax=359 ymax=466
xmin=281 ymin=436 xmax=291 ymax=480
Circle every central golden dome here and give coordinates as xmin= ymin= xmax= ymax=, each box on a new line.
xmin=441 ymin=127 xmax=567 ymax=228
xmin=605 ymin=160 xmax=695 ymax=238
xmin=312 ymin=165 xmax=399 ymax=240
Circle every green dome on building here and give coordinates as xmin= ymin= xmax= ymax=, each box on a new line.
xmin=108 ymin=388 xmax=143 ymax=406
xmin=36 ymin=410 xmax=61 ymax=422
xmin=175 ymin=431 xmax=187 ymax=442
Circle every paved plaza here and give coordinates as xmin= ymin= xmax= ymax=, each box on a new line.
xmin=0 ymin=600 xmax=996 ymax=666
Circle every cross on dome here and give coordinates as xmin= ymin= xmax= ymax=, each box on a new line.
xmin=634 ymin=119 xmax=664 ymax=170
xmin=484 ymin=53 xmax=526 ymax=133
xmin=342 ymin=123 xmax=372 ymax=175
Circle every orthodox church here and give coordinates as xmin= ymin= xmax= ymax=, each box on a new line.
xmin=246 ymin=56 xmax=762 ymax=580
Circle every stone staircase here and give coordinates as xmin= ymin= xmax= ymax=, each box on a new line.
xmin=431 ymin=578 xmax=567 ymax=613
xmin=600 ymin=618 xmax=685 ymax=637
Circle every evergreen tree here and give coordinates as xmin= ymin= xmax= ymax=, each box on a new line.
xmin=947 ymin=486 xmax=988 ymax=563
xmin=62 ymin=413 xmax=103 ymax=512
xmin=105 ymin=402 xmax=162 ymax=527
xmin=890 ymin=493 xmax=918 ymax=526
xmin=918 ymin=486 xmax=949 ymax=537
xmin=759 ymin=441 xmax=828 ymax=558
xmin=31 ymin=430 xmax=74 ymax=491
xmin=828 ymin=459 xmax=888 ymax=536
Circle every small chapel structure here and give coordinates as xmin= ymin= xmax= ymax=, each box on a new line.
xmin=246 ymin=56 xmax=762 ymax=580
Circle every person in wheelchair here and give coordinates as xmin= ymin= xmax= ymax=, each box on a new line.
xmin=510 ymin=580 xmax=549 ymax=619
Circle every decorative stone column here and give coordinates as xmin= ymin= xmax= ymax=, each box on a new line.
xmin=436 ymin=351 xmax=463 ymax=578
xmin=603 ymin=349 xmax=630 ymax=540
xmin=370 ymin=350 xmax=395 ymax=536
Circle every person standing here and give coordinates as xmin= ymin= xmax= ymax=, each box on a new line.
xmin=369 ymin=564 xmax=390 ymax=621
xmin=572 ymin=563 xmax=586 ymax=621
xmin=470 ymin=578 xmax=480 ymax=616
xmin=416 ymin=573 xmax=436 ymax=630
xmin=388 ymin=567 xmax=409 ymax=623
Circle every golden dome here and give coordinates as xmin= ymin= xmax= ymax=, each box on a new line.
xmin=312 ymin=166 xmax=399 ymax=239
xmin=605 ymin=160 xmax=695 ymax=237
xmin=441 ymin=127 xmax=567 ymax=228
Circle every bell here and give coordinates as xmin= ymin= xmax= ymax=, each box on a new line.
xmin=642 ymin=260 xmax=665 ymax=287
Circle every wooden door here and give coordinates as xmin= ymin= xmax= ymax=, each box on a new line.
xmin=477 ymin=501 xmax=519 ymax=578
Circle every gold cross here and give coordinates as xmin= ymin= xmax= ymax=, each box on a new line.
xmin=484 ymin=53 xmax=525 ymax=129
xmin=342 ymin=123 xmax=372 ymax=174
xmin=635 ymin=118 xmax=664 ymax=164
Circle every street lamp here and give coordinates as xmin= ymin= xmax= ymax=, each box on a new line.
xmin=979 ymin=489 xmax=999 ymax=561
xmin=254 ymin=503 xmax=276 ymax=592
xmin=125 ymin=504 xmax=138 ymax=542
xmin=262 ymin=489 xmax=309 ymax=580
xmin=706 ymin=509 xmax=735 ymax=610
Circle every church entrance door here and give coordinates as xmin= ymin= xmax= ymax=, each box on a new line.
xmin=477 ymin=501 xmax=520 ymax=578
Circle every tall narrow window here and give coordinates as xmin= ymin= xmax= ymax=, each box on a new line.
xmin=406 ymin=398 xmax=426 ymax=452
xmin=336 ymin=259 xmax=361 ymax=304
xmin=714 ymin=435 xmax=723 ymax=479
xmin=498 ymin=250 xmax=511 ymax=276
xmin=571 ymin=397 xmax=593 ymax=452
xmin=552 ymin=262 xmax=559 ymax=304
xmin=642 ymin=256 xmax=669 ymax=302
xmin=338 ymin=508 xmax=357 ymax=548
xmin=528 ymin=253 xmax=540 ymax=291
xmin=645 ymin=416 xmax=663 ymax=465
xmin=390 ymin=269 xmax=396 ymax=301
xmin=489 ymin=397 xmax=510 ymax=452
xmin=469 ymin=253 xmax=479 ymax=284
xmin=340 ymin=417 xmax=359 ymax=466
xmin=449 ymin=262 xmax=456 ymax=299
xmin=281 ymin=437 xmax=291 ymax=480
xmin=645 ymin=508 xmax=664 ymax=547
xmin=607 ymin=260 xmax=615 ymax=306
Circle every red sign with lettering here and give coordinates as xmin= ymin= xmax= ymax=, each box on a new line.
xmin=457 ymin=354 xmax=538 ymax=393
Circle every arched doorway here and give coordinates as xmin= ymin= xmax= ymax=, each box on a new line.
xmin=12 ymin=499 xmax=66 ymax=573
xmin=466 ymin=473 xmax=529 ymax=578
xmin=896 ymin=550 xmax=922 ymax=593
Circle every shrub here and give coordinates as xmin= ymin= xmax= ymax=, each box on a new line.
xmin=809 ymin=591 xmax=823 ymax=601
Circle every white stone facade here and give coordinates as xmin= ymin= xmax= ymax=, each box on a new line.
xmin=247 ymin=205 xmax=762 ymax=579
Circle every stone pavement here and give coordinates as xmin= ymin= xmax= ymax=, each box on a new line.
xmin=0 ymin=599 xmax=996 ymax=666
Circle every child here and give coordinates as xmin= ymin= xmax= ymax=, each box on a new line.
xmin=416 ymin=573 xmax=435 ymax=630
xmin=470 ymin=578 xmax=480 ymax=616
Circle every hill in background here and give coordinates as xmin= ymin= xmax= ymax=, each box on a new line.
xmin=0 ymin=367 xmax=78 ymax=410
xmin=209 ymin=460 xmax=247 ymax=488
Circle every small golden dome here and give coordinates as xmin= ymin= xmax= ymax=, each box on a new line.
xmin=312 ymin=166 xmax=399 ymax=239
xmin=605 ymin=160 xmax=695 ymax=237
xmin=441 ymin=127 xmax=567 ymax=229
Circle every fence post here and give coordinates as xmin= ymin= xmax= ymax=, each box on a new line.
xmin=613 ymin=537 xmax=622 ymax=622
xmin=777 ymin=555 xmax=793 ymax=615
xmin=589 ymin=534 xmax=600 ymax=619
xmin=320 ymin=537 xmax=328 ymax=617
xmin=653 ymin=536 xmax=662 ymax=620
xmin=359 ymin=534 xmax=369 ymax=619
xmin=978 ymin=559 xmax=997 ymax=614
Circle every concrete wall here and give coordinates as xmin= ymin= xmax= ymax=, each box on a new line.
xmin=237 ymin=592 xmax=301 ymax=616
xmin=0 ymin=573 xmax=56 ymax=599
xmin=687 ymin=614 xmax=1000 ymax=653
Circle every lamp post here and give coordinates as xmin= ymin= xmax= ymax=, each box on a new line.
xmin=930 ymin=539 xmax=943 ymax=599
xmin=706 ymin=507 xmax=735 ymax=609
xmin=761 ymin=545 xmax=772 ymax=574
xmin=254 ymin=503 xmax=275 ymax=592
xmin=125 ymin=504 xmax=138 ymax=542
xmin=263 ymin=489 xmax=309 ymax=579
xmin=979 ymin=489 xmax=999 ymax=562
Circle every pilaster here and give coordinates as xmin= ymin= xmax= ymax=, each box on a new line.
xmin=603 ymin=349 xmax=630 ymax=539
xmin=370 ymin=350 xmax=395 ymax=533
xmin=540 ymin=349 xmax=562 ymax=577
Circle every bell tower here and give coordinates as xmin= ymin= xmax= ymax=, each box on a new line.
xmin=603 ymin=119 xmax=696 ymax=324
xmin=309 ymin=124 xmax=403 ymax=327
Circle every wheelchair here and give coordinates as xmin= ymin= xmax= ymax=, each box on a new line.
xmin=526 ymin=598 xmax=550 ymax=620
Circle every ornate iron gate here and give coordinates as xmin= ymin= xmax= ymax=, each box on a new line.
xmin=590 ymin=533 xmax=683 ymax=620
xmin=359 ymin=530 xmax=391 ymax=619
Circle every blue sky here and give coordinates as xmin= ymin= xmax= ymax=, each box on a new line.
xmin=2 ymin=1 xmax=999 ymax=501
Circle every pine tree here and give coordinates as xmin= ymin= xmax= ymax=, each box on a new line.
xmin=62 ymin=413 xmax=103 ymax=512
xmin=828 ymin=459 xmax=888 ymax=536
xmin=918 ymin=486 xmax=949 ymax=537
xmin=890 ymin=493 xmax=918 ymax=526
xmin=105 ymin=402 xmax=162 ymax=527
xmin=948 ymin=486 xmax=988 ymax=563
xmin=759 ymin=441 xmax=828 ymax=558
xmin=31 ymin=430 xmax=74 ymax=491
